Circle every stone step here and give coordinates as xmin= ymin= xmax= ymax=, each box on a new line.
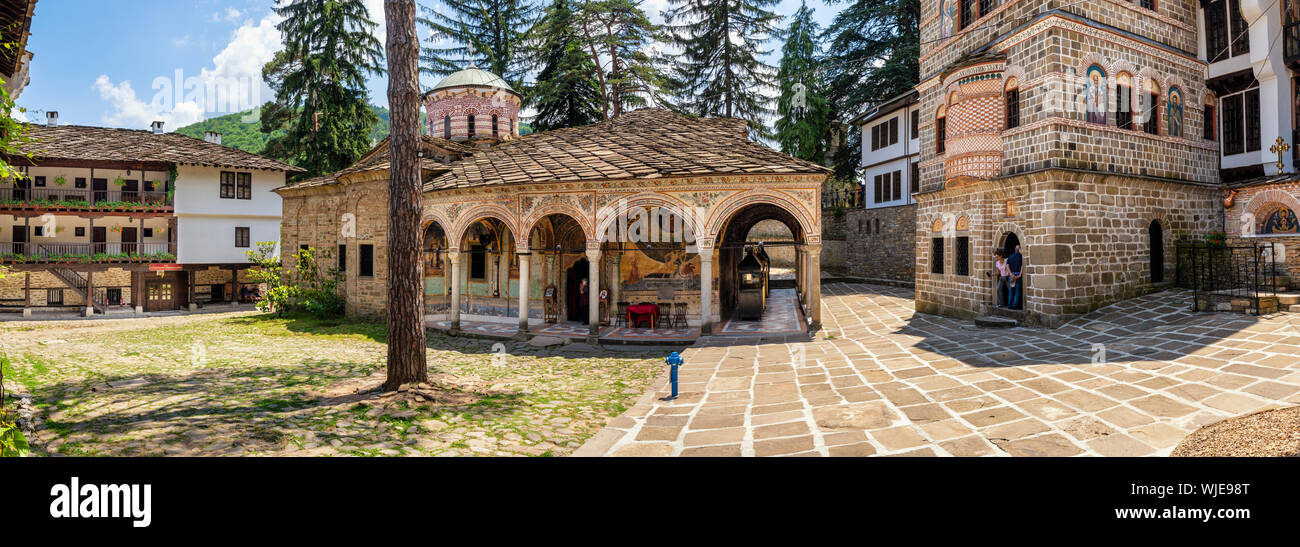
xmin=975 ymin=315 xmax=1018 ymax=328
xmin=1291 ymin=304 xmax=1300 ymax=313
xmin=1277 ymin=293 xmax=1300 ymax=306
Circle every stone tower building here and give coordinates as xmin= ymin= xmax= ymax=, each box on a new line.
xmin=915 ymin=0 xmax=1224 ymax=327
xmin=424 ymin=66 xmax=522 ymax=142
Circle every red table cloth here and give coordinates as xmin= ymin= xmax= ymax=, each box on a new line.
xmin=627 ymin=304 xmax=658 ymax=328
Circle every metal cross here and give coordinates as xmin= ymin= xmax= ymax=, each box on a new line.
xmin=1270 ymin=136 xmax=1290 ymax=173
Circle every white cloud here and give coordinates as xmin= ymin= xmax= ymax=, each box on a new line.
xmin=95 ymin=14 xmax=284 ymax=130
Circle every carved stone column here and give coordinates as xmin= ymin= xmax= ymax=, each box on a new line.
xmin=448 ymin=250 xmax=462 ymax=333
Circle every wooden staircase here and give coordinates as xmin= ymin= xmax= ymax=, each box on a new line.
xmin=49 ymin=267 xmax=105 ymax=314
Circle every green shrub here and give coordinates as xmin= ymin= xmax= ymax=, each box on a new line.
xmin=245 ymin=243 xmax=344 ymax=318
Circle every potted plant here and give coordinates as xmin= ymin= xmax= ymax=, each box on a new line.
xmin=53 ymin=174 xmax=67 ymax=187
xmin=113 ymin=176 xmax=126 ymax=188
xmin=1204 ymin=230 xmax=1227 ymax=247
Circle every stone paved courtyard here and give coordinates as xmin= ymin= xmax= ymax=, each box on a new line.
xmin=577 ymin=283 xmax=1300 ymax=457
xmin=1 ymin=312 xmax=663 ymax=457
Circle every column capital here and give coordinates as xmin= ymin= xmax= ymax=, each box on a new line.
xmin=585 ymin=248 xmax=602 ymax=261
xmin=447 ymin=249 xmax=461 ymax=261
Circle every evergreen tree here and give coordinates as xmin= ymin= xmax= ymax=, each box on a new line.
xmin=663 ymin=0 xmax=782 ymax=136
xmin=418 ymin=0 xmax=535 ymax=88
xmin=773 ymin=1 xmax=827 ymax=163
xmin=527 ymin=0 xmax=602 ymax=130
xmin=821 ymin=0 xmax=920 ymax=177
xmin=261 ymin=0 xmax=385 ymax=179
xmin=576 ymin=0 xmax=674 ymax=119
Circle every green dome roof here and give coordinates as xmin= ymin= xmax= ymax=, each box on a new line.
xmin=430 ymin=67 xmax=517 ymax=95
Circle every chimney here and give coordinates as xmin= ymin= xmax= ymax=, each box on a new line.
xmin=150 ymin=120 xmax=165 ymax=134
xmin=204 ymin=131 xmax=222 ymax=145
xmin=46 ymin=111 xmax=58 ymax=126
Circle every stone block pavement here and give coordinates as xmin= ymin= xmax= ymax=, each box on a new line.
xmin=574 ymin=283 xmax=1300 ymax=457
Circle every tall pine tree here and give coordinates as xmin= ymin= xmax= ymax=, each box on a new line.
xmin=527 ymin=0 xmax=602 ymax=130
xmin=419 ymin=0 xmax=535 ymax=88
xmin=261 ymin=0 xmax=385 ymax=179
xmin=663 ymin=0 xmax=781 ymax=136
xmin=821 ymin=0 xmax=920 ymax=177
xmin=773 ymin=1 xmax=827 ymax=163
xmin=576 ymin=0 xmax=674 ymax=119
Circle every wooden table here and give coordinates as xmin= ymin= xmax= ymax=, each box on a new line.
xmin=626 ymin=304 xmax=658 ymax=329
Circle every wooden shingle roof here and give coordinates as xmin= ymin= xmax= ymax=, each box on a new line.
xmin=13 ymin=123 xmax=304 ymax=172
xmin=424 ymin=108 xmax=830 ymax=191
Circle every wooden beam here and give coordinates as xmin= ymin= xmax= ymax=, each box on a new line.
xmin=24 ymin=272 xmax=30 ymax=307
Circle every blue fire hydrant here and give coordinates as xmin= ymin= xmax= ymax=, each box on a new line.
xmin=664 ymin=352 xmax=683 ymax=400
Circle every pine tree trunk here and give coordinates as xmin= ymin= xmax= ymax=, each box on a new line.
xmin=383 ymin=0 xmax=428 ymax=391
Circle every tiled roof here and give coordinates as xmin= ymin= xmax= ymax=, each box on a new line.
xmin=424 ymin=108 xmax=830 ymax=191
xmin=13 ymin=123 xmax=304 ymax=172
xmin=275 ymin=135 xmax=473 ymax=192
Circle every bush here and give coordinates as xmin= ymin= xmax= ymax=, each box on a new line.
xmin=245 ymin=243 xmax=345 ymax=317
xmin=0 ymin=352 xmax=30 ymax=458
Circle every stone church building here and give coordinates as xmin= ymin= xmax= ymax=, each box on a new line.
xmin=914 ymin=0 xmax=1233 ymax=327
xmin=276 ymin=67 xmax=830 ymax=340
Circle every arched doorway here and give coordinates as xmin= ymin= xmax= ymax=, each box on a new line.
xmin=457 ymin=217 xmax=516 ymax=318
xmin=566 ymin=258 xmax=589 ymax=322
xmin=1001 ymin=232 xmax=1021 ymax=258
xmin=1149 ymin=220 xmax=1164 ymax=283
xmin=717 ymin=203 xmax=807 ymax=330
xmin=423 ymin=221 xmax=449 ymax=311
xmin=527 ymin=213 xmax=588 ymax=323
xmin=999 ymin=231 xmax=1024 ymax=310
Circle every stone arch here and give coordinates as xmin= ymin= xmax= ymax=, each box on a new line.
xmin=450 ymin=203 xmax=518 ymax=250
xmin=1076 ymin=52 xmax=1109 ymax=81
xmin=1243 ymin=190 xmax=1300 ymax=235
xmin=521 ymin=203 xmax=593 ymax=249
xmin=420 ymin=207 xmax=453 ymax=238
xmin=1001 ymin=65 xmax=1026 ymax=87
xmin=705 ymin=190 xmax=816 ymax=244
xmin=595 ymin=191 xmax=702 ymax=244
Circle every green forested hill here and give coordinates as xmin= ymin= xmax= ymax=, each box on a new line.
xmin=176 ymin=104 xmax=417 ymax=154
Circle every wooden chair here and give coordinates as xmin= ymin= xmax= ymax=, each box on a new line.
xmin=672 ymin=302 xmax=688 ymax=328
xmin=614 ymin=301 xmax=629 ymax=327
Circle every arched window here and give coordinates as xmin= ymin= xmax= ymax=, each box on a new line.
xmin=936 ymin=105 xmax=947 ymax=154
xmin=1203 ymin=94 xmax=1216 ymax=141
xmin=1115 ymin=73 xmax=1133 ymax=130
xmin=1143 ymin=79 xmax=1160 ymax=135
xmin=1139 ymin=0 xmax=1156 ymax=11
xmin=443 ymin=115 xmax=451 ymax=139
xmin=1085 ymin=65 xmax=1107 ymax=125
xmin=1004 ymin=77 xmax=1020 ymax=129
xmin=467 ymin=114 xmax=476 ymax=139
xmin=1167 ymin=87 xmax=1184 ymax=138
xmin=492 ymin=114 xmax=499 ymax=137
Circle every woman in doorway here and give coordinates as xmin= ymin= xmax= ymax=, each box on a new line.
xmin=578 ymin=278 xmax=590 ymax=324
xmin=986 ymin=250 xmax=1010 ymax=308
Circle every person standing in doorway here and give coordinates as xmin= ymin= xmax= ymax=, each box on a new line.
xmin=986 ymin=250 xmax=1010 ymax=308
xmin=1007 ymin=245 xmax=1024 ymax=310
xmin=578 ymin=278 xmax=590 ymax=324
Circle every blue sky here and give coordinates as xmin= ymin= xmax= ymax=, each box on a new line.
xmin=17 ymin=0 xmax=837 ymax=129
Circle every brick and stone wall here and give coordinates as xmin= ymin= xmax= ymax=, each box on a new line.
xmin=281 ymin=178 xmax=391 ymax=319
xmin=0 ymin=268 xmax=134 ymax=307
xmin=1223 ymin=181 xmax=1300 ymax=279
xmin=915 ymin=170 xmax=1221 ymax=326
xmin=821 ymin=206 xmax=918 ymax=283
xmin=425 ymin=87 xmax=521 ymax=140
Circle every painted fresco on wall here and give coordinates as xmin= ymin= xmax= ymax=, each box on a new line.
xmin=619 ymin=247 xmax=701 ymax=291
xmin=1167 ymin=87 xmax=1183 ymax=137
xmin=1086 ymin=65 xmax=1107 ymax=125
xmin=939 ymin=0 xmax=954 ymax=39
xmin=1263 ymin=206 xmax=1299 ymax=234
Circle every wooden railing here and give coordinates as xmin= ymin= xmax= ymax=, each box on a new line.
xmin=0 ymin=187 xmax=172 ymax=207
xmin=0 ymin=241 xmax=176 ymax=263
xmin=821 ymin=189 xmax=864 ymax=209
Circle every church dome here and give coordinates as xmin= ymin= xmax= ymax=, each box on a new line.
xmin=430 ymin=67 xmax=517 ymax=96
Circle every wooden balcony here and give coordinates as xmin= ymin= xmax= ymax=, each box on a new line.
xmin=0 ymin=241 xmax=177 ymax=265
xmin=0 ymin=187 xmax=173 ymax=213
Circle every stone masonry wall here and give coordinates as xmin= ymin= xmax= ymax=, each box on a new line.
xmin=282 ymin=178 xmax=390 ymax=320
xmin=822 ymin=206 xmax=917 ymax=283
xmin=916 ymin=170 xmax=1221 ymax=326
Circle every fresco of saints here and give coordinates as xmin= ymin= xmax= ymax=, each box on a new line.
xmin=940 ymin=0 xmax=955 ymax=39
xmin=1167 ymin=88 xmax=1183 ymax=137
xmin=1086 ymin=66 xmax=1107 ymax=125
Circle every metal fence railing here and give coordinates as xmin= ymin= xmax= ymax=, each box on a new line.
xmin=1176 ymin=242 xmax=1280 ymax=314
